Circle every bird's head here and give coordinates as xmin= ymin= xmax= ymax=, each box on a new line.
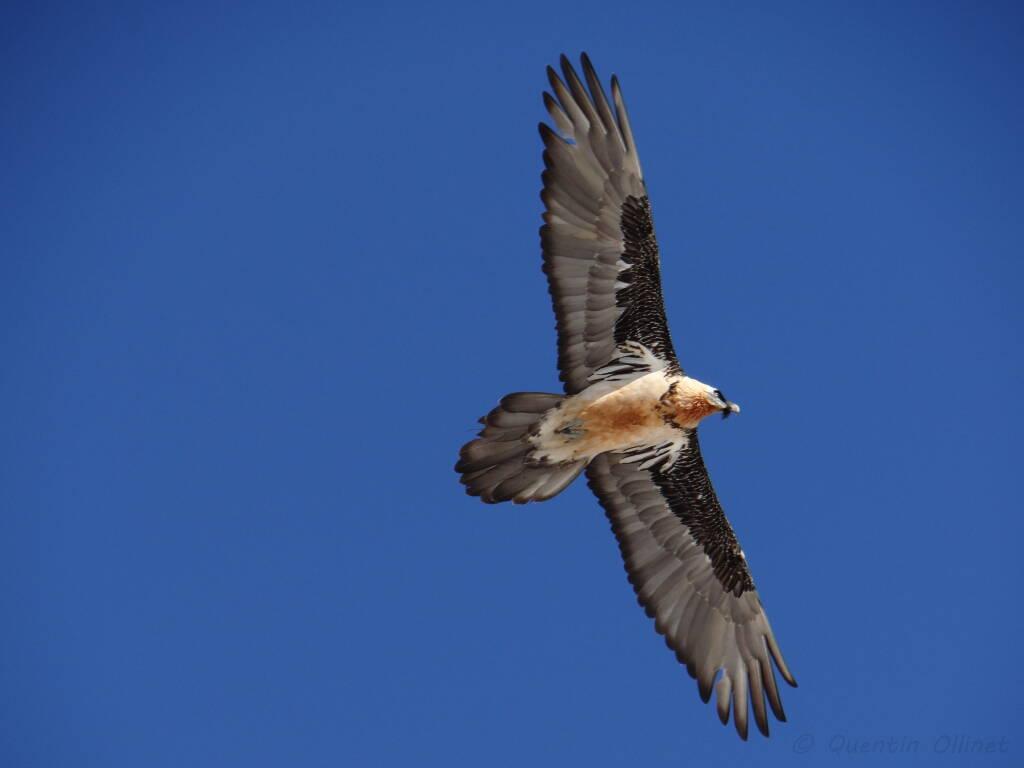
xmin=668 ymin=377 xmax=741 ymax=427
xmin=706 ymin=386 xmax=741 ymax=420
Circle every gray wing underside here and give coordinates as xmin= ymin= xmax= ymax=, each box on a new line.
xmin=540 ymin=54 xmax=678 ymax=394
xmin=586 ymin=453 xmax=797 ymax=739
xmin=540 ymin=55 xmax=793 ymax=739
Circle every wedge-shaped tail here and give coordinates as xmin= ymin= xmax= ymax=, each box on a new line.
xmin=456 ymin=392 xmax=585 ymax=504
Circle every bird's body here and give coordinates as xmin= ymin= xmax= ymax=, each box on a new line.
xmin=456 ymin=54 xmax=795 ymax=740
xmin=529 ymin=358 xmax=724 ymax=467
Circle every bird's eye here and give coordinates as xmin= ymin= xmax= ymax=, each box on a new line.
xmin=713 ymin=389 xmax=725 ymax=402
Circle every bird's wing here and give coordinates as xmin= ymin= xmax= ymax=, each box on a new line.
xmin=586 ymin=438 xmax=797 ymax=740
xmin=540 ymin=54 xmax=680 ymax=394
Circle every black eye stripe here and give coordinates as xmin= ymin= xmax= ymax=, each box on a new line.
xmin=713 ymin=389 xmax=725 ymax=401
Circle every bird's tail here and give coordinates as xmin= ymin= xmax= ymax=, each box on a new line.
xmin=456 ymin=392 xmax=585 ymax=504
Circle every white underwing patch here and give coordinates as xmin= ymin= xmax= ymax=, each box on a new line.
xmin=588 ymin=341 xmax=666 ymax=384
xmin=619 ymin=438 xmax=687 ymax=471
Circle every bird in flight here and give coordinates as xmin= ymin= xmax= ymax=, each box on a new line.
xmin=455 ymin=53 xmax=796 ymax=740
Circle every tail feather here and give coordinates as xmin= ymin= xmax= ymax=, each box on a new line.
xmin=457 ymin=392 xmax=585 ymax=504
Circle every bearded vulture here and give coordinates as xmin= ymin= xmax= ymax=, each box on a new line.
xmin=455 ymin=53 xmax=796 ymax=740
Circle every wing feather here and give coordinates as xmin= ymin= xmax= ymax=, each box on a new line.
xmin=586 ymin=447 xmax=796 ymax=740
xmin=540 ymin=54 xmax=678 ymax=393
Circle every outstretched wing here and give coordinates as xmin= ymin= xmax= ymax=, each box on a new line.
xmin=540 ymin=54 xmax=679 ymax=394
xmin=586 ymin=440 xmax=797 ymax=740
xmin=541 ymin=55 xmax=794 ymax=738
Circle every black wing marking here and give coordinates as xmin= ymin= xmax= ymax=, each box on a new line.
xmin=653 ymin=430 xmax=755 ymax=597
xmin=586 ymin=447 xmax=796 ymax=740
xmin=540 ymin=53 xmax=681 ymax=394
xmin=615 ymin=195 xmax=679 ymax=370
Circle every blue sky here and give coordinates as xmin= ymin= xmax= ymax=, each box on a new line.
xmin=3 ymin=1 xmax=1022 ymax=766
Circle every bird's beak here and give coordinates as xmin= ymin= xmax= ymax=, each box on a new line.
xmin=721 ymin=401 xmax=741 ymax=419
